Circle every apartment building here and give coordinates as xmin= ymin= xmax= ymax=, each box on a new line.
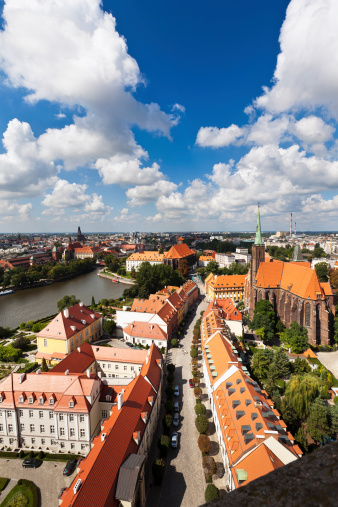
xmin=205 ymin=274 xmax=246 ymax=302
xmin=200 ymin=302 xmax=302 ymax=490
xmin=126 ymin=251 xmax=164 ymax=271
xmin=37 ymin=303 xmax=103 ymax=356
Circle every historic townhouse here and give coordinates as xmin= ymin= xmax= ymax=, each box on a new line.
xmin=200 ymin=301 xmax=301 ymax=490
xmin=205 ymin=273 xmax=246 ymax=302
xmin=244 ymin=207 xmax=335 ymax=346
xmin=126 ymin=251 xmax=164 ymax=271
xmin=37 ymin=303 xmax=103 ymax=356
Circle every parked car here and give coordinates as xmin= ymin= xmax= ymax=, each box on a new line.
xmin=126 ymin=342 xmax=134 ymax=348
xmin=174 ymin=385 xmax=179 ymax=396
xmin=174 ymin=401 xmax=179 ymax=412
xmin=63 ymin=458 xmax=77 ymax=476
xmin=22 ymin=458 xmax=41 ymax=469
xmin=173 ymin=413 xmax=179 ymax=427
xmin=189 ymin=379 xmax=194 ymax=388
xmin=171 ymin=432 xmax=178 ymax=448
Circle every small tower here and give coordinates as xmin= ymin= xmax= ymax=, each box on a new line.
xmin=177 ymin=236 xmax=184 ymax=245
xmin=250 ymin=205 xmax=265 ymax=289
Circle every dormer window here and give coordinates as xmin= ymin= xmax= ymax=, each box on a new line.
xmin=106 ymin=395 xmax=111 ymax=402
xmin=39 ymin=397 xmax=44 ymax=405
xmin=0 ymin=395 xmax=3 ymax=403
xmin=19 ymin=395 xmax=24 ymax=403
xmin=49 ymin=397 xmax=55 ymax=405
xmin=29 ymin=397 xmax=34 ymax=404
xmin=69 ymin=400 xmax=74 ymax=408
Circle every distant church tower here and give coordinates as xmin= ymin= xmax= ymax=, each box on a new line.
xmin=250 ymin=206 xmax=265 ymax=289
xmin=77 ymin=226 xmax=85 ymax=243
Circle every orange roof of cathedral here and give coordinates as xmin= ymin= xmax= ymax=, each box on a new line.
xmin=320 ymin=282 xmax=333 ymax=296
xmin=164 ymin=242 xmax=195 ymax=260
xmin=256 ymin=262 xmax=325 ymax=300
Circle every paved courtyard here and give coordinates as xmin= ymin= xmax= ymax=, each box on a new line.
xmin=0 ymin=458 xmax=76 ymax=506
xmin=146 ymin=296 xmax=208 ymax=507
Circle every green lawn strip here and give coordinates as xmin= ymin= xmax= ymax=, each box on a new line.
xmin=0 ymin=478 xmax=9 ymax=493
xmin=0 ymin=479 xmax=38 ymax=507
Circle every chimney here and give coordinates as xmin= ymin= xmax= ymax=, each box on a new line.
xmin=133 ymin=430 xmax=141 ymax=445
xmin=295 ymin=222 xmax=296 ymax=235
xmin=36 ymin=369 xmax=41 ymax=375
xmin=19 ymin=373 xmax=26 ymax=384
xmin=79 ymin=302 xmax=84 ymax=307
xmin=65 ymin=369 xmax=69 ymax=376
xmin=101 ymin=433 xmax=106 ymax=442
xmin=63 ymin=308 xmax=69 ymax=318
xmin=86 ymin=369 xmax=90 ymax=378
xmin=77 ymin=347 xmax=81 ymax=353
xmin=141 ymin=411 xmax=148 ymax=423
xmin=117 ymin=391 xmax=123 ymax=410
xmin=290 ymin=212 xmax=293 ymax=237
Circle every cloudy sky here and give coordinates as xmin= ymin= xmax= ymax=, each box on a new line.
xmin=0 ymin=0 xmax=338 ymax=233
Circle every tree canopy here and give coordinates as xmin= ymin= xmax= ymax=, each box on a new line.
xmin=249 ymin=300 xmax=276 ymax=342
xmin=57 ymin=295 xmax=80 ymax=312
xmin=123 ymin=262 xmax=184 ymax=299
xmin=306 ymin=398 xmax=330 ymax=443
xmin=281 ymin=321 xmax=309 ymax=354
xmin=315 ymin=262 xmax=329 ymax=282
xmin=285 ymin=375 xmax=321 ymax=419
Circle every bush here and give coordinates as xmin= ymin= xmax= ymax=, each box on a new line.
xmin=203 ymin=455 xmax=217 ymax=478
xmin=195 ymin=414 xmax=209 ymax=434
xmin=38 ymin=450 xmax=44 ymax=459
xmin=205 ymin=484 xmax=220 ymax=503
xmin=193 ymin=376 xmax=200 ymax=386
xmin=334 ymin=397 xmax=338 ymax=405
xmin=196 ymin=398 xmax=201 ymax=404
xmin=0 ymin=478 xmax=9 ymax=492
xmin=195 ymin=403 xmax=206 ymax=416
xmin=165 ymin=400 xmax=174 ymax=413
xmin=29 ymin=451 xmax=34 ymax=458
xmin=171 ymin=338 xmax=179 ymax=348
xmin=198 ymin=434 xmax=211 ymax=453
xmin=158 ymin=434 xmax=170 ymax=458
xmin=163 ymin=414 xmax=173 ymax=434
xmin=19 ymin=450 xmax=24 ymax=459
xmin=194 ymin=386 xmax=202 ymax=399
xmin=167 ymin=373 xmax=174 ymax=384
xmin=165 ymin=385 xmax=174 ymax=399
xmin=167 ymin=363 xmax=176 ymax=374
xmin=191 ymin=358 xmax=198 ymax=366
xmin=152 ymin=458 xmax=165 ymax=485
xmin=190 ymin=347 xmax=198 ymax=358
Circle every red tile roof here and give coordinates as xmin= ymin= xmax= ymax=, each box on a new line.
xmin=164 ymin=242 xmax=195 ymax=260
xmin=50 ymin=342 xmax=95 ymax=373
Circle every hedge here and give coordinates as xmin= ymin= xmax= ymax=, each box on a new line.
xmin=1 ymin=479 xmax=38 ymax=507
xmin=0 ymin=477 xmax=9 ymax=492
xmin=205 ymin=484 xmax=220 ymax=503
xmin=195 ymin=403 xmax=206 ymax=416
xmin=195 ymin=414 xmax=209 ymax=434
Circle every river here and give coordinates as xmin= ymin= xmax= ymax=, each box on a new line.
xmin=0 ymin=269 xmax=126 ymax=328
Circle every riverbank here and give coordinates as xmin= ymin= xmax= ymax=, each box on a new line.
xmin=97 ymin=269 xmax=135 ymax=285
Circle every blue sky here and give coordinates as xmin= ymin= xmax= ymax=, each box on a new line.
xmin=0 ymin=0 xmax=338 ymax=233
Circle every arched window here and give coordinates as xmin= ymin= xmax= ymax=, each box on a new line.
xmin=305 ymin=302 xmax=311 ymax=327
xmin=258 ymin=292 xmax=262 ymax=301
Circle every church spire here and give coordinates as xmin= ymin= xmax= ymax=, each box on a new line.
xmin=254 ymin=205 xmax=263 ymax=245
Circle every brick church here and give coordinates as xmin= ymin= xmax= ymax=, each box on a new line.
xmin=244 ymin=207 xmax=335 ymax=346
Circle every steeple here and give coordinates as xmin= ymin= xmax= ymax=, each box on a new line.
xmin=254 ymin=205 xmax=263 ymax=245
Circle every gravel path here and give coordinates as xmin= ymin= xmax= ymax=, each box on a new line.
xmin=316 ymin=351 xmax=338 ymax=378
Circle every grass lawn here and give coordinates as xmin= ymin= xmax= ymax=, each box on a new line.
xmin=0 ymin=479 xmax=38 ymax=507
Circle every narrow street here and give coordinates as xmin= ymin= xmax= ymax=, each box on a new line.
xmin=146 ymin=293 xmax=208 ymax=507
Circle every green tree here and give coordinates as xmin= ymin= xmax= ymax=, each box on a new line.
xmin=103 ymin=320 xmax=116 ymax=336
xmin=306 ymin=398 xmax=330 ymax=443
xmin=285 ymin=375 xmax=321 ymax=419
xmin=291 ymin=357 xmax=311 ymax=375
xmin=281 ymin=321 xmax=309 ymax=354
xmin=198 ymin=434 xmax=211 ymax=453
xmin=330 ymin=404 xmax=338 ymax=435
xmin=41 ymin=357 xmax=48 ymax=372
xmin=158 ymin=434 xmax=170 ymax=458
xmin=190 ymin=347 xmax=198 ymax=358
xmin=195 ymin=415 xmax=209 ymax=434
xmin=205 ymin=484 xmax=220 ymax=503
xmin=178 ymin=258 xmax=190 ymax=278
xmin=152 ymin=458 xmax=165 ymax=485
xmin=315 ymin=262 xmax=329 ymax=282
xmin=91 ymin=296 xmax=96 ymax=308
xmin=252 ymin=348 xmax=274 ymax=380
xmin=195 ymin=403 xmax=206 ymax=416
xmin=205 ymin=261 xmax=219 ymax=276
xmin=280 ymin=398 xmax=299 ymax=433
xmin=167 ymin=363 xmax=176 ymax=374
xmin=57 ymin=295 xmax=80 ymax=312
xmin=171 ymin=338 xmax=178 ymax=348
xmin=295 ymin=426 xmax=308 ymax=452
xmin=12 ymin=336 xmax=31 ymax=351
xmin=273 ymin=348 xmax=291 ymax=379
xmin=250 ymin=300 xmax=276 ymax=343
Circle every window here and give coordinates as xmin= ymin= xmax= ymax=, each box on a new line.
xmin=80 ymin=333 xmax=82 ymax=340
xmin=70 ymin=428 xmax=75 ymax=437
xmin=39 ymin=397 xmax=44 ymax=405
xmin=19 ymin=396 xmax=24 ymax=403
xmin=305 ymin=302 xmax=311 ymax=327
xmin=124 ymin=366 xmax=127 ymax=371
xmin=80 ymin=429 xmax=85 ymax=437
xmin=44 ymin=339 xmax=47 ymax=347
xmin=29 ymin=410 xmax=33 ymax=418
xmin=102 ymin=363 xmax=106 ymax=369
xmin=19 ymin=410 xmax=23 ymax=417
xmin=31 ymin=438 xmax=35 ymax=444
xmin=60 ymin=442 xmax=65 ymax=449
xmin=40 ymin=425 xmax=45 ymax=433
xmin=95 ymin=323 xmax=97 ymax=330
xmin=7 ymin=411 xmax=12 ymax=418
xmin=30 ymin=424 xmax=35 ymax=432
xmin=20 ymin=424 xmax=25 ymax=431
xmin=8 ymin=424 xmax=13 ymax=433
xmin=71 ymin=443 xmax=75 ymax=450
xmin=60 ymin=428 xmax=65 ymax=436
xmin=69 ymin=400 xmax=74 ymax=408
xmin=41 ymin=439 xmax=45 ymax=445
xmin=69 ymin=414 xmax=74 ymax=422
xmin=70 ymin=339 xmax=74 ymax=348
xmin=0 ymin=438 xmax=3 ymax=444
xmin=39 ymin=411 xmax=44 ymax=418
xmin=81 ymin=444 xmax=86 ymax=450
xmin=49 ymin=411 xmax=53 ymax=419
xmin=142 ymin=340 xmax=146 ymax=344
xmin=108 ymin=364 xmax=111 ymax=369
xmin=29 ymin=397 xmax=34 ymax=404
xmin=102 ymin=410 xmax=108 ymax=419
xmin=139 ymin=366 xmax=141 ymax=371
xmin=115 ymin=365 xmax=119 ymax=370
xmin=80 ymin=415 xmax=84 ymax=422
xmin=85 ymin=329 xmax=89 ymax=336
xmin=75 ymin=335 xmax=78 ymax=343
xmin=9 ymin=438 xmax=14 ymax=445
xmin=0 ymin=424 xmax=3 ymax=432
xmin=91 ymin=325 xmax=93 ymax=332
xmin=59 ymin=414 xmax=64 ymax=421
xmin=49 ymin=397 xmax=54 ymax=405
xmin=50 ymin=426 xmax=55 ymax=433
xmin=131 ymin=366 xmax=134 ymax=371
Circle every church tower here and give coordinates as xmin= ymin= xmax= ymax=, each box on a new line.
xmin=250 ymin=206 xmax=265 ymax=288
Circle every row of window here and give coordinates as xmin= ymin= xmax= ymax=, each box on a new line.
xmin=1 ymin=410 xmax=85 ymax=422
xmin=99 ymin=363 xmax=140 ymax=371
xmin=0 ymin=423 xmax=86 ymax=437
xmin=0 ymin=437 xmax=87 ymax=451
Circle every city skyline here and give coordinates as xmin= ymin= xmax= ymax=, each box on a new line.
xmin=1 ymin=0 xmax=338 ymax=233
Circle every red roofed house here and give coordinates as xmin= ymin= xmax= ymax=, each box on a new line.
xmin=36 ymin=303 xmax=103 ymax=356
xmin=123 ymin=322 xmax=168 ymax=349
xmin=59 ymin=345 xmax=163 ymax=507
xmin=164 ymin=237 xmax=197 ymax=270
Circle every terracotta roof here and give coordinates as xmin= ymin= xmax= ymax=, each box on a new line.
xmin=74 ymin=246 xmax=102 ymax=253
xmin=37 ymin=303 xmax=102 ymax=340
xmin=208 ymin=275 xmax=246 ymax=289
xmin=320 ymin=282 xmax=333 ymax=296
xmin=123 ymin=322 xmax=167 ymax=341
xmin=164 ymin=242 xmax=195 ymax=260
xmin=214 ymin=299 xmax=242 ymax=321
xmin=140 ymin=344 xmax=163 ymax=391
xmin=127 ymin=251 xmax=164 ymax=262
xmin=50 ymin=343 xmax=95 ymax=373
xmin=92 ymin=346 xmax=148 ymax=363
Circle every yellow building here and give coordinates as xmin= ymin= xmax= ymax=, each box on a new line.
xmin=37 ymin=303 xmax=103 ymax=356
xmin=205 ymin=273 xmax=246 ymax=302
